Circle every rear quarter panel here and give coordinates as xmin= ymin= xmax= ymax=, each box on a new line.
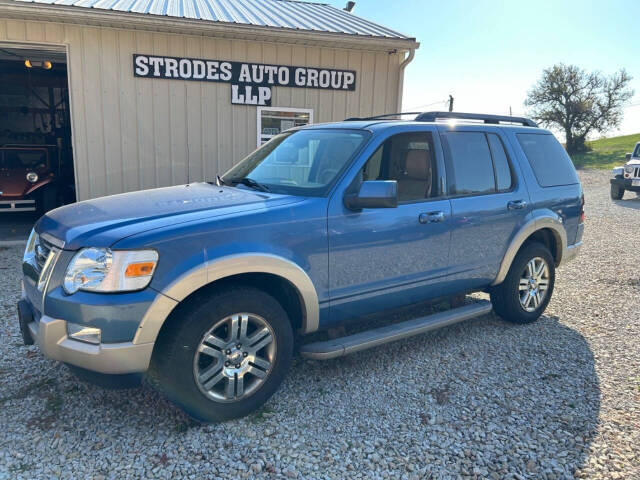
xmin=505 ymin=130 xmax=583 ymax=246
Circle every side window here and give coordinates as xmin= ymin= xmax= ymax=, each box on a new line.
xmin=360 ymin=132 xmax=438 ymax=203
xmin=517 ymin=133 xmax=579 ymax=187
xmin=362 ymin=145 xmax=383 ymax=181
xmin=443 ymin=131 xmax=495 ymax=195
xmin=633 ymin=143 xmax=640 ymax=158
xmin=487 ymin=133 xmax=513 ymax=191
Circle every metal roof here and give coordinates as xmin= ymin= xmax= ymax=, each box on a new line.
xmin=11 ymin=0 xmax=412 ymax=40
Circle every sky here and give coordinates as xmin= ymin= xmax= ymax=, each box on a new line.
xmin=322 ymin=0 xmax=640 ymax=138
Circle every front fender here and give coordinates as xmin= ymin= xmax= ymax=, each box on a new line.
xmin=25 ymin=177 xmax=57 ymax=197
xmin=133 ymin=253 xmax=319 ymax=344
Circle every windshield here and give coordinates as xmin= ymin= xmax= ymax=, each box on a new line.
xmin=0 ymin=149 xmax=48 ymax=171
xmin=222 ymin=129 xmax=370 ymax=196
xmin=634 ymin=143 xmax=640 ymax=158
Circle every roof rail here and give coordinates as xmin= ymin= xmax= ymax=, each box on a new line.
xmin=344 ymin=112 xmax=423 ymax=121
xmin=415 ymin=111 xmax=538 ymax=127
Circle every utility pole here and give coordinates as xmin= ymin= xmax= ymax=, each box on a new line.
xmin=509 ymin=106 xmax=512 ymax=117
xmin=448 ymin=95 xmax=454 ymax=112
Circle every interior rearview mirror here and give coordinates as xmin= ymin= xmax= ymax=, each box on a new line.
xmin=344 ymin=180 xmax=398 ymax=210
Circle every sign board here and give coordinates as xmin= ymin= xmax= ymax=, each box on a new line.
xmin=133 ymin=54 xmax=356 ymax=106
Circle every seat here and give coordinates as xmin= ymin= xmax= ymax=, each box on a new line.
xmin=397 ymin=149 xmax=432 ymax=202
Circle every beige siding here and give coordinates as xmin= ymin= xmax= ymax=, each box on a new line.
xmin=0 ymin=17 xmax=403 ymax=200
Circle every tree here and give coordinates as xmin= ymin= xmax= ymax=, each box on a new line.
xmin=525 ymin=64 xmax=634 ymax=153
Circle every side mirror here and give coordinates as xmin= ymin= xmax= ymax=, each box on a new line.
xmin=344 ymin=180 xmax=398 ymax=210
xmin=626 ymin=153 xmax=632 ymax=161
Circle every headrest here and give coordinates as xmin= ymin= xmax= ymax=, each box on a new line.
xmin=404 ymin=149 xmax=430 ymax=179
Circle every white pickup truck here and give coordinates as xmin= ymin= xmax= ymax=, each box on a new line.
xmin=611 ymin=141 xmax=640 ymax=200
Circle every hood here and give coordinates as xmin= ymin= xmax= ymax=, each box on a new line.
xmin=36 ymin=183 xmax=301 ymax=250
xmin=0 ymin=170 xmax=33 ymax=197
xmin=626 ymin=159 xmax=640 ymax=166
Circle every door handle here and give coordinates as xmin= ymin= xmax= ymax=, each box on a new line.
xmin=507 ymin=200 xmax=527 ymax=210
xmin=419 ymin=211 xmax=445 ymax=224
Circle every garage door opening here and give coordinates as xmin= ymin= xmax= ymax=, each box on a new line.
xmin=0 ymin=43 xmax=75 ymax=223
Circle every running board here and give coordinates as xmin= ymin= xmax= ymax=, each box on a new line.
xmin=300 ymin=300 xmax=493 ymax=360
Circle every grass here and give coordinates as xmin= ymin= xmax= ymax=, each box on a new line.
xmin=246 ymin=405 xmax=275 ymax=424
xmin=570 ymin=133 xmax=640 ymax=170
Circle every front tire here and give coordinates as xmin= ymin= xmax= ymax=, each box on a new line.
xmin=610 ymin=183 xmax=624 ymax=200
xmin=491 ymin=242 xmax=555 ymax=324
xmin=150 ymin=286 xmax=293 ymax=422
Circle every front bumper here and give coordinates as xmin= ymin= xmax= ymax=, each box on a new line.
xmin=19 ymin=298 xmax=154 ymax=374
xmin=611 ymin=177 xmax=640 ymax=191
xmin=0 ymin=198 xmax=36 ymax=212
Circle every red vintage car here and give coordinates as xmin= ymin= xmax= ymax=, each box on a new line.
xmin=0 ymin=146 xmax=62 ymax=214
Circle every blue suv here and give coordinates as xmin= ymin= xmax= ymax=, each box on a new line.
xmin=18 ymin=112 xmax=584 ymax=421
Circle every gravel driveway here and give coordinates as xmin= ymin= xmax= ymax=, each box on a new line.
xmin=0 ymin=169 xmax=638 ymax=479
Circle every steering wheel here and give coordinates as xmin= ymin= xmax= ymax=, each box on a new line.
xmin=318 ymin=168 xmax=339 ymax=184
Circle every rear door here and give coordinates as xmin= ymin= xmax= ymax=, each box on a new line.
xmin=440 ymin=127 xmax=530 ymax=286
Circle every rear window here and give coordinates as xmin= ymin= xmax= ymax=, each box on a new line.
xmin=517 ymin=134 xmax=579 ymax=187
xmin=487 ymin=133 xmax=513 ymax=191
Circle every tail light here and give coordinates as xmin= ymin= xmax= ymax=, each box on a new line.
xmin=579 ymin=193 xmax=585 ymax=223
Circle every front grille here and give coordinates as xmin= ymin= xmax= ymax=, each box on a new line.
xmin=634 ymin=167 xmax=640 ymax=179
xmin=34 ymin=235 xmax=53 ymax=274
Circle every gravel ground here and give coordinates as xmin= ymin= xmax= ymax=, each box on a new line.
xmin=0 ymin=169 xmax=638 ymax=479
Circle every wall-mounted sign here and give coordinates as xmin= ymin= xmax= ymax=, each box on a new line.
xmin=133 ymin=54 xmax=356 ymax=106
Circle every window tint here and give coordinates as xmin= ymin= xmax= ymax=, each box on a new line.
xmin=361 ymin=132 xmax=437 ymax=203
xmin=487 ymin=133 xmax=513 ymax=191
xmin=517 ymin=133 xmax=579 ymax=187
xmin=222 ymin=129 xmax=369 ymax=196
xmin=444 ymin=132 xmax=495 ymax=195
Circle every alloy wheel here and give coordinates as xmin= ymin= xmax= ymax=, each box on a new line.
xmin=193 ymin=313 xmax=276 ymax=402
xmin=518 ymin=256 xmax=550 ymax=312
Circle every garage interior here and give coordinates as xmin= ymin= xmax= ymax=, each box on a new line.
xmin=0 ymin=43 xmax=75 ymax=226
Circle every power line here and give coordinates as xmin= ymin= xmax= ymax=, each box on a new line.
xmin=404 ymin=98 xmax=450 ymax=111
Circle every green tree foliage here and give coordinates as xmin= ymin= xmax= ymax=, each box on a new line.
xmin=525 ymin=65 xmax=633 ymax=153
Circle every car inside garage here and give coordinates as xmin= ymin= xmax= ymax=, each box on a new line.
xmin=0 ymin=43 xmax=75 ymax=222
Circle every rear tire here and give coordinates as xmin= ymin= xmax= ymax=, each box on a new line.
xmin=610 ymin=183 xmax=624 ymax=200
xmin=491 ymin=242 xmax=555 ymax=324
xmin=149 ymin=286 xmax=293 ymax=422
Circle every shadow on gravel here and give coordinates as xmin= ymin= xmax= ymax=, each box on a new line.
xmin=289 ymin=311 xmax=601 ymax=477
xmin=613 ymin=196 xmax=640 ymax=210
xmin=11 ymin=309 xmax=600 ymax=478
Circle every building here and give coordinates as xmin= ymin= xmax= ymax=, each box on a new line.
xmin=0 ymin=0 xmax=418 ymax=203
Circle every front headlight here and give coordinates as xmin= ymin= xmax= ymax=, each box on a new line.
xmin=624 ymin=165 xmax=634 ymax=174
xmin=63 ymin=248 xmax=158 ymax=294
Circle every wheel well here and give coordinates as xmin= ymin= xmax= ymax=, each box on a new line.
xmin=521 ymin=228 xmax=561 ymax=265
xmin=154 ymin=273 xmax=304 ymax=349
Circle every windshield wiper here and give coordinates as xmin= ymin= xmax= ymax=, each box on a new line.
xmin=230 ymin=177 xmax=270 ymax=192
xmin=215 ymin=174 xmax=226 ymax=186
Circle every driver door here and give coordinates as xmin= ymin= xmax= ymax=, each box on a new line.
xmin=327 ymin=128 xmax=452 ymax=325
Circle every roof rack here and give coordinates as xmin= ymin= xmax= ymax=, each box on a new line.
xmin=344 ymin=112 xmax=423 ymax=121
xmin=415 ymin=111 xmax=538 ymax=127
xmin=344 ymin=111 xmax=538 ymax=127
